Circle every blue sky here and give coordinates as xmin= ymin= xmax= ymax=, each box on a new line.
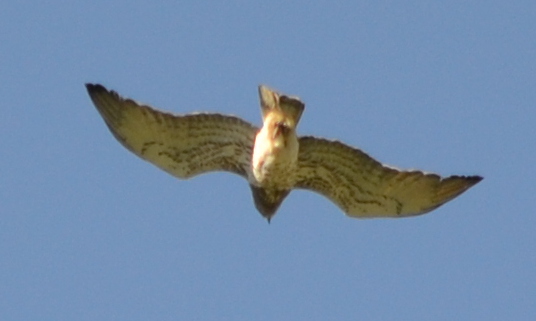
xmin=1 ymin=1 xmax=534 ymax=320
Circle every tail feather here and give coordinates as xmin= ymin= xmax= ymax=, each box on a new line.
xmin=258 ymin=85 xmax=305 ymax=126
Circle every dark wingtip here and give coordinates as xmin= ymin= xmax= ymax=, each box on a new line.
xmin=462 ymin=175 xmax=484 ymax=187
xmin=85 ymin=83 xmax=106 ymax=94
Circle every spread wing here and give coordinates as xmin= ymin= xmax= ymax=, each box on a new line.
xmin=295 ymin=136 xmax=482 ymax=218
xmin=86 ymin=84 xmax=258 ymax=179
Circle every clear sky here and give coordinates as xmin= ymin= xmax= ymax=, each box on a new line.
xmin=1 ymin=1 xmax=534 ymax=320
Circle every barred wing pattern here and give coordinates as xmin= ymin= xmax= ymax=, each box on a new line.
xmin=296 ymin=136 xmax=482 ymax=218
xmin=86 ymin=84 xmax=258 ymax=179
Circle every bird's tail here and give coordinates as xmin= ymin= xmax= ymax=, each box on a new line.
xmin=258 ymin=85 xmax=305 ymax=127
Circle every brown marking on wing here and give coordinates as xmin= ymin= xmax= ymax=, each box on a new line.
xmin=86 ymin=83 xmax=258 ymax=179
xmin=296 ymin=136 xmax=482 ymax=218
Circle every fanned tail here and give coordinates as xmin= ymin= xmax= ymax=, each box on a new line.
xmin=258 ymin=85 xmax=305 ymax=127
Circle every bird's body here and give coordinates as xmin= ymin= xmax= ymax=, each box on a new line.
xmin=252 ymin=128 xmax=298 ymax=189
xmin=86 ymin=83 xmax=482 ymax=221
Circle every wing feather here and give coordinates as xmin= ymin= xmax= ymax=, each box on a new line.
xmin=296 ymin=136 xmax=482 ymax=218
xmin=86 ymin=84 xmax=258 ymax=179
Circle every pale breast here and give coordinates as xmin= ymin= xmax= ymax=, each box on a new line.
xmin=251 ymin=129 xmax=299 ymax=189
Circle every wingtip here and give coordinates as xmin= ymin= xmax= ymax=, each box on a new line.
xmin=460 ymin=175 xmax=484 ymax=187
xmin=85 ymin=83 xmax=108 ymax=94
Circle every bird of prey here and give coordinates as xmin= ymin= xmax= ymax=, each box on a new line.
xmin=86 ymin=83 xmax=482 ymax=221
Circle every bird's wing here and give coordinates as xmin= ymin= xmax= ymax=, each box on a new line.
xmin=87 ymin=84 xmax=258 ymax=179
xmin=295 ymin=136 xmax=482 ymax=218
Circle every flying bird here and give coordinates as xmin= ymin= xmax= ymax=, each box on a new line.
xmin=86 ymin=84 xmax=482 ymax=221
